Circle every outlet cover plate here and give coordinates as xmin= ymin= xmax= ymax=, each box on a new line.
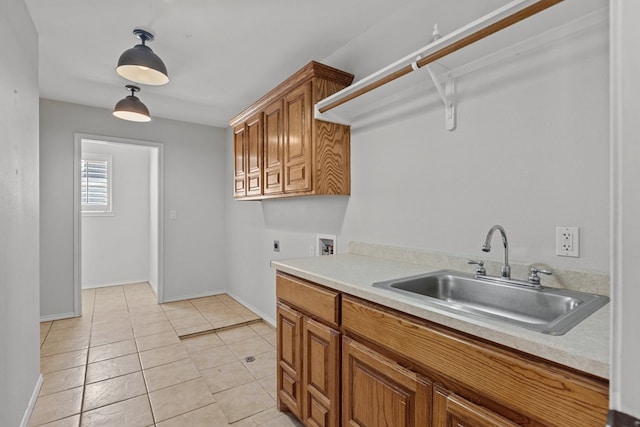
xmin=556 ymin=226 xmax=580 ymax=257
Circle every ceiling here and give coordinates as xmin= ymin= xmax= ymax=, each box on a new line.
xmin=25 ymin=0 xmax=607 ymax=128
xmin=25 ymin=0 xmax=416 ymax=127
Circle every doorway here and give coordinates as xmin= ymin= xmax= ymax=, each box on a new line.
xmin=73 ymin=134 xmax=164 ymax=316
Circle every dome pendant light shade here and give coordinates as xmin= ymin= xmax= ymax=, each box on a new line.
xmin=113 ymin=85 xmax=151 ymax=122
xmin=117 ymin=29 xmax=169 ymax=86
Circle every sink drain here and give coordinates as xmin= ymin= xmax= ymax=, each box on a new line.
xmin=244 ymin=356 xmax=255 ymax=363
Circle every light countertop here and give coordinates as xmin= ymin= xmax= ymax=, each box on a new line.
xmin=271 ymin=253 xmax=609 ymax=379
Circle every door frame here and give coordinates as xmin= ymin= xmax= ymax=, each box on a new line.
xmin=73 ymin=133 xmax=165 ymax=315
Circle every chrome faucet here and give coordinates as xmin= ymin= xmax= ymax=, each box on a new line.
xmin=482 ymin=225 xmax=510 ymax=278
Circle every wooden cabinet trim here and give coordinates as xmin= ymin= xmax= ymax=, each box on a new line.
xmin=276 ymin=272 xmax=340 ymax=327
xmin=341 ymin=295 xmax=608 ymax=427
xmin=229 ymin=61 xmax=353 ymax=127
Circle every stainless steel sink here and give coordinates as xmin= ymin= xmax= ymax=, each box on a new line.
xmin=373 ymin=270 xmax=609 ymax=335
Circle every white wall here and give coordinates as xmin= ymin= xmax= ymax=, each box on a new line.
xmin=40 ymin=100 xmax=227 ymax=317
xmin=149 ymin=147 xmax=159 ymax=294
xmin=224 ymin=3 xmax=610 ymax=325
xmin=81 ymin=140 xmax=151 ymax=288
xmin=0 ymin=0 xmax=41 ymax=424
xmin=610 ymin=1 xmax=640 ymax=419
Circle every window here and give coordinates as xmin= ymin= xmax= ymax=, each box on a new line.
xmin=81 ymin=153 xmax=112 ymax=214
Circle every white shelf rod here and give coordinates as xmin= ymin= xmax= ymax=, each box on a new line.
xmin=315 ymin=0 xmax=562 ymax=126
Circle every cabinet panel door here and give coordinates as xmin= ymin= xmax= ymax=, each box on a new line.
xmin=277 ymin=303 xmax=303 ymax=418
xmin=245 ymin=113 xmax=263 ymax=196
xmin=263 ymin=100 xmax=284 ymax=195
xmin=433 ymin=387 xmax=521 ymax=427
xmin=343 ymin=336 xmax=431 ymax=427
xmin=233 ymin=124 xmax=246 ymax=197
xmin=284 ymin=82 xmax=312 ymax=193
xmin=303 ymin=317 xmax=340 ymax=427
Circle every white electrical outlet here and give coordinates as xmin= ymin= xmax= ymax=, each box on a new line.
xmin=556 ymin=226 xmax=580 ymax=257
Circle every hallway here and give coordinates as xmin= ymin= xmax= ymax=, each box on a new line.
xmin=32 ymin=283 xmax=300 ymax=426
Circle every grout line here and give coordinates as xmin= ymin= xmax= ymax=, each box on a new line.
xmin=38 ymin=285 xmax=275 ymax=426
xmin=78 ymin=287 xmax=96 ymax=426
xmin=126 ymin=290 xmax=157 ymax=427
xmin=39 ymin=322 xmax=53 ymax=349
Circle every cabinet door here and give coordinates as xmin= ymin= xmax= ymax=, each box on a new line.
xmin=277 ymin=303 xmax=303 ymax=418
xmin=284 ymin=82 xmax=312 ymax=193
xmin=303 ymin=317 xmax=340 ymax=427
xmin=343 ymin=336 xmax=431 ymax=427
xmin=245 ymin=113 xmax=263 ymax=197
xmin=433 ymin=387 xmax=520 ymax=427
xmin=233 ymin=123 xmax=246 ymax=197
xmin=263 ymin=100 xmax=284 ymax=195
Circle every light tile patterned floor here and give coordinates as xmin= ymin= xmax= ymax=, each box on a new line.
xmin=33 ymin=283 xmax=302 ymax=426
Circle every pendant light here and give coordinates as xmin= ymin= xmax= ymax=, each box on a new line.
xmin=117 ymin=29 xmax=169 ymax=86
xmin=113 ymin=85 xmax=151 ymax=122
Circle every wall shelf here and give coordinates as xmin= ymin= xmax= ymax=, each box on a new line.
xmin=314 ymin=0 xmax=606 ymax=129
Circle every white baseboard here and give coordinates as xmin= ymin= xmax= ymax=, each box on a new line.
xmin=20 ymin=373 xmax=43 ymax=427
xmin=161 ymin=290 xmax=275 ymax=327
xmin=40 ymin=312 xmax=77 ymax=322
xmin=82 ymin=280 xmax=150 ymax=289
xmin=160 ymin=290 xmax=226 ymax=304
xmin=226 ymin=292 xmax=275 ymax=327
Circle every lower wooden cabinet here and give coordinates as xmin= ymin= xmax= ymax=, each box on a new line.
xmin=276 ymin=272 xmax=609 ymax=427
xmin=276 ymin=285 xmax=340 ymax=427
xmin=343 ymin=336 xmax=431 ymax=427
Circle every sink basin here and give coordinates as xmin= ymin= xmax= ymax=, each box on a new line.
xmin=373 ymin=270 xmax=609 ymax=335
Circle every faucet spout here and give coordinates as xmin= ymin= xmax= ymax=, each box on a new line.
xmin=482 ymin=225 xmax=510 ymax=278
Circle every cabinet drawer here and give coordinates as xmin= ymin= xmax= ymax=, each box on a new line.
xmin=276 ymin=273 xmax=339 ymax=328
xmin=342 ymin=296 xmax=608 ymax=427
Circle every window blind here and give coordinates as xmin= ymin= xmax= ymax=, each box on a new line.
xmin=81 ymin=159 xmax=110 ymax=210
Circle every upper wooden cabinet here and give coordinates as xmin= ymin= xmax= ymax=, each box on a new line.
xmin=229 ymin=62 xmax=354 ymax=200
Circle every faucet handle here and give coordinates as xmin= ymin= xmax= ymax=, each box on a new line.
xmin=528 ymin=267 xmax=552 ymax=285
xmin=468 ymin=259 xmax=486 ymax=276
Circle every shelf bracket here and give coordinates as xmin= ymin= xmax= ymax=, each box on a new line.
xmin=414 ymin=59 xmax=456 ymax=131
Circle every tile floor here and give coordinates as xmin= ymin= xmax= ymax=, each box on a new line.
xmin=33 ymin=283 xmax=302 ymax=426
